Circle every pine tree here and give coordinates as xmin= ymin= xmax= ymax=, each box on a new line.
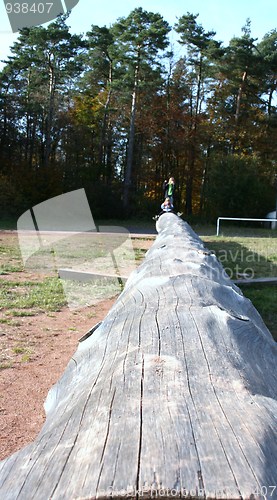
xmin=111 ymin=8 xmax=170 ymax=211
xmin=175 ymin=12 xmax=223 ymax=215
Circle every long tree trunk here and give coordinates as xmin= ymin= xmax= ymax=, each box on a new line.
xmin=199 ymin=143 xmax=210 ymax=214
xmin=185 ymin=56 xmax=203 ymax=216
xmin=195 ymin=54 xmax=203 ymax=117
xmin=29 ymin=117 xmax=37 ymax=168
xmin=123 ymin=60 xmax=140 ymax=211
xmin=267 ymin=82 xmax=276 ymax=116
xmin=1 ymin=214 xmax=276 ymax=498
xmin=0 ymin=81 xmax=12 ymax=156
xmin=25 ymin=69 xmax=31 ymax=164
xmin=1 ymin=90 xmax=8 ymax=153
xmin=99 ymin=59 xmax=113 ymax=179
xmin=185 ymin=165 xmax=194 ymax=215
xmin=44 ymin=60 xmax=56 ymax=167
xmin=235 ymin=69 xmax=247 ymax=124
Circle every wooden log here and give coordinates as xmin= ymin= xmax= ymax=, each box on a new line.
xmin=0 ymin=213 xmax=276 ymax=499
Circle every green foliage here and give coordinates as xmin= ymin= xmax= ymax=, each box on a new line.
xmin=0 ymin=173 xmax=22 ymax=216
xmin=240 ymin=286 xmax=277 ymax=340
xmin=113 ymin=7 xmax=171 ymax=59
xmin=204 ymin=156 xmax=275 ymax=219
xmin=85 ymin=182 xmax=125 ymax=219
xmin=0 ymin=9 xmax=277 ymax=220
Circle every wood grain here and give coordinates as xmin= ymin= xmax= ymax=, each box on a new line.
xmin=0 ymin=214 xmax=276 ymax=499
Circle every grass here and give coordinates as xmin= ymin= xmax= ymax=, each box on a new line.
xmin=202 ymin=235 xmax=277 ymax=280
xmin=0 ymin=238 xmax=23 ymax=274
xmin=0 ymin=361 xmax=13 ymax=370
xmin=9 ymin=310 xmax=37 ymax=317
xmin=239 ymin=286 xmax=277 ymax=340
xmin=62 ymin=277 xmax=122 ymax=309
xmin=0 ymin=278 xmax=66 ymax=313
xmin=0 ymin=344 xmax=35 ymax=368
xmin=12 ymin=345 xmax=34 ymax=363
xmin=195 ymin=222 xmax=277 ymax=239
xmin=0 ymin=221 xmax=276 ymax=340
xmin=202 ymin=232 xmax=277 ymax=340
xmin=0 ymin=318 xmax=22 ymax=326
xmin=134 ymin=248 xmax=148 ymax=261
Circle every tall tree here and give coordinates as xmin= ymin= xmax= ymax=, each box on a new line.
xmin=85 ymin=25 xmax=117 ymax=182
xmin=204 ymin=21 xmax=276 ymax=218
xmin=111 ymin=8 xmax=170 ymax=211
xmin=257 ymin=30 xmax=277 ymax=116
xmin=175 ymin=13 xmax=223 ymax=215
xmin=0 ymin=15 xmax=85 ymax=214
xmin=2 ymin=15 xmax=84 ymax=167
xmin=1 ymin=8 xmax=276 ymax=220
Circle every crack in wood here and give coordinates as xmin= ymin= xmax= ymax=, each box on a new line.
xmin=100 ymin=388 xmax=116 ymax=465
xmin=78 ymin=321 xmax=102 ymax=343
xmin=136 ymin=356 xmax=144 ymax=498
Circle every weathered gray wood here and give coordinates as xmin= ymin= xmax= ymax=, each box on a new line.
xmin=0 ymin=213 xmax=276 ymax=499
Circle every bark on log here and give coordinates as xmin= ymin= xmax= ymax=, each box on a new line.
xmin=0 ymin=214 xmax=276 ymax=499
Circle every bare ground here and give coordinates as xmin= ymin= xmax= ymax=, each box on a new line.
xmin=0 ymin=231 xmax=154 ymax=462
xmin=0 ymin=298 xmax=117 ymax=461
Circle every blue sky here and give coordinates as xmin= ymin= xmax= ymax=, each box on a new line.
xmin=0 ymin=0 xmax=276 ymax=66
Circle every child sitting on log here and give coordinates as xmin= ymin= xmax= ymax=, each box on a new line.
xmin=161 ymin=197 xmax=174 ymax=213
xmin=153 ymin=198 xmax=182 ymax=220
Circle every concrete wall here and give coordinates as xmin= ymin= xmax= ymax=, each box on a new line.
xmin=266 ymin=210 xmax=277 ymax=229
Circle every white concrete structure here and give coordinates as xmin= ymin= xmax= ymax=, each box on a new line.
xmin=266 ymin=210 xmax=277 ymax=229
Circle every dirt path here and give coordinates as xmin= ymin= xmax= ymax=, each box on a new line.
xmin=0 ymin=299 xmax=117 ymax=461
xmin=0 ymin=230 xmax=154 ymax=461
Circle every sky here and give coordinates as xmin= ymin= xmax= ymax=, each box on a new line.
xmin=0 ymin=0 xmax=277 ymax=67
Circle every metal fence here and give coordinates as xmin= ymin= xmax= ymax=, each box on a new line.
xmin=216 ymin=217 xmax=277 ymax=236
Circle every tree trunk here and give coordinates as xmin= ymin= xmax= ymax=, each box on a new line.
xmin=99 ymin=59 xmax=113 ymax=177
xmin=185 ymin=62 xmax=202 ymax=216
xmin=29 ymin=117 xmax=37 ymax=168
xmin=0 ymin=214 xmax=276 ymax=499
xmin=268 ymin=84 xmax=275 ymax=116
xmin=195 ymin=55 xmax=203 ymax=117
xmin=185 ymin=169 xmax=193 ymax=215
xmin=185 ymin=138 xmax=195 ymax=216
xmin=44 ymin=61 xmax=56 ymax=167
xmin=0 ymin=82 xmax=11 ymax=154
xmin=235 ymin=69 xmax=248 ymax=124
xmin=123 ymin=62 xmax=139 ymax=211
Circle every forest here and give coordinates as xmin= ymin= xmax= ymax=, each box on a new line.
xmin=0 ymin=8 xmax=277 ymax=220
